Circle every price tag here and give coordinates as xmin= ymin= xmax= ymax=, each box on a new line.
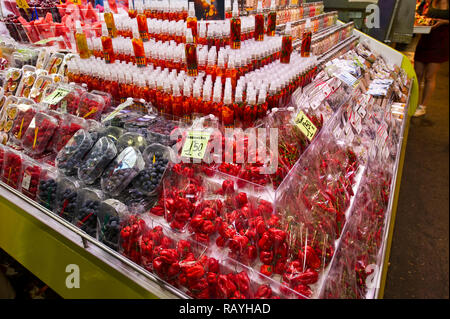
xmin=60 ymin=100 xmax=67 ymax=113
xmin=69 ymin=0 xmax=82 ymax=5
xmin=181 ymin=131 xmax=211 ymax=160
xmin=43 ymin=87 xmax=70 ymax=105
xmin=34 ymin=37 xmax=60 ymax=45
xmin=335 ymin=71 xmax=358 ymax=87
xmin=21 ymin=172 xmax=31 ymax=190
xmin=16 ymin=0 xmax=30 ymax=9
xmin=294 ymin=111 xmax=318 ymax=141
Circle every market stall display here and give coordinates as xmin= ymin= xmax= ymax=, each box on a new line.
xmin=0 ymin=0 xmax=416 ymax=300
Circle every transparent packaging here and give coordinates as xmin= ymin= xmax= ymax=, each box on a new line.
xmin=1 ymin=147 xmax=24 ymax=189
xmin=101 ymin=146 xmax=145 ymax=197
xmin=21 ymin=112 xmax=59 ymax=155
xmin=55 ymin=129 xmax=94 ymax=176
xmin=54 ymin=176 xmax=83 ymax=222
xmin=132 ymin=143 xmax=171 ymax=196
xmin=3 ymin=68 xmax=22 ymax=96
xmin=78 ymin=136 xmax=118 ymax=185
xmin=74 ymin=188 xmax=104 ymax=238
xmin=91 ymin=90 xmax=113 ymax=114
xmin=52 ymin=114 xmax=87 ymax=153
xmin=98 ymin=199 xmax=130 ymax=251
xmin=116 ymin=132 xmax=148 ymax=153
xmin=15 ymin=69 xmax=37 ymax=98
xmin=77 ymin=92 xmax=107 ymax=120
xmin=9 ymin=103 xmax=37 ymax=145
xmin=37 ymin=164 xmax=58 ymax=211
xmin=20 ymin=157 xmax=42 ymax=200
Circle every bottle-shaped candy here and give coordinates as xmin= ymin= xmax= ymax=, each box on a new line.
xmin=136 ymin=1 xmax=149 ymax=41
xmin=205 ymin=50 xmax=217 ymax=81
xmin=186 ymin=2 xmax=198 ymax=43
xmin=230 ymin=0 xmax=241 ymax=49
xmin=132 ymin=27 xmax=147 ymax=67
xmin=257 ymin=89 xmax=268 ymax=118
xmin=212 ymin=83 xmax=222 ymax=119
xmin=233 ymin=87 xmax=244 ymax=124
xmin=162 ymin=80 xmax=172 ymax=115
xmin=281 ymin=22 xmax=293 ymax=64
xmin=184 ymin=29 xmax=198 ymax=77
xmin=198 ymin=22 xmax=207 ymax=45
xmin=128 ymin=0 xmax=137 ymax=18
xmin=182 ymin=81 xmax=192 ymax=121
xmin=75 ymin=21 xmax=90 ymax=59
xmin=225 ymin=0 xmax=232 ymax=19
xmin=267 ymin=0 xmax=276 ymax=36
xmin=101 ymin=24 xmax=116 ymax=64
xmin=103 ymin=0 xmax=117 ymax=38
xmin=192 ymin=82 xmax=202 ymax=114
xmin=254 ymin=1 xmax=264 ymax=41
xmin=171 ymin=82 xmax=183 ymax=118
xmin=201 ymin=83 xmax=212 ymax=115
xmin=301 ymin=19 xmax=312 ymax=58
xmin=222 ymin=80 xmax=234 ymax=127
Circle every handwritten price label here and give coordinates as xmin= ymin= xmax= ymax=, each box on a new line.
xmin=43 ymin=87 xmax=70 ymax=105
xmin=16 ymin=0 xmax=30 ymax=9
xmin=294 ymin=111 xmax=318 ymax=141
xmin=181 ymin=131 xmax=211 ymax=160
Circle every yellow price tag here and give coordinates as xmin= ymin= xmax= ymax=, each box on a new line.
xmin=16 ymin=0 xmax=30 ymax=9
xmin=294 ymin=111 xmax=318 ymax=141
xmin=69 ymin=0 xmax=82 ymax=5
xmin=181 ymin=131 xmax=211 ymax=160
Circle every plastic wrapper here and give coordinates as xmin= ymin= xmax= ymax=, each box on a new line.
xmin=37 ymin=164 xmax=58 ymax=211
xmin=52 ymin=114 xmax=87 ymax=153
xmin=8 ymin=103 xmax=37 ymax=144
xmin=116 ymin=132 xmax=148 ymax=153
xmin=20 ymin=157 xmax=42 ymax=200
xmin=101 ymin=146 xmax=145 ymax=197
xmin=132 ymin=143 xmax=171 ymax=197
xmin=55 ymin=129 xmax=94 ymax=176
xmin=98 ymin=199 xmax=130 ymax=251
xmin=21 ymin=112 xmax=58 ymax=155
xmin=102 ymin=110 xmax=141 ymax=128
xmin=3 ymin=68 xmax=22 ymax=96
xmin=123 ymin=115 xmax=158 ymax=138
xmin=54 ymin=176 xmax=83 ymax=222
xmin=44 ymin=53 xmax=64 ymax=74
xmin=77 ymin=92 xmax=107 ymax=120
xmin=29 ymin=75 xmax=53 ymax=103
xmin=74 ymin=188 xmax=104 ymax=238
xmin=91 ymin=90 xmax=113 ymax=114
xmin=146 ymin=117 xmax=180 ymax=146
xmin=1 ymin=147 xmax=23 ymax=189
xmin=44 ymin=83 xmax=86 ymax=114
xmin=0 ymin=144 xmax=5 ymax=172
xmin=15 ymin=69 xmax=37 ymax=98
xmin=77 ymin=136 xmax=117 ymax=185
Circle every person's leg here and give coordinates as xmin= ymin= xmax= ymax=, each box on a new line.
xmin=421 ymin=62 xmax=441 ymax=107
xmin=414 ymin=60 xmax=425 ymax=104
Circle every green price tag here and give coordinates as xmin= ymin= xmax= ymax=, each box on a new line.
xmin=354 ymin=57 xmax=364 ymax=68
xmin=34 ymin=37 xmax=60 ymax=45
xmin=43 ymin=87 xmax=70 ymax=105
xmin=181 ymin=131 xmax=211 ymax=160
xmin=294 ymin=111 xmax=318 ymax=141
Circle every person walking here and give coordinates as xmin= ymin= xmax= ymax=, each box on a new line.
xmin=414 ymin=0 xmax=449 ymax=116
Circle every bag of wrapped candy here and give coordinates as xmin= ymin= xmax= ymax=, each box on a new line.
xmin=97 ymin=199 xmax=130 ymax=251
xmin=55 ymin=129 xmax=94 ymax=176
xmin=21 ymin=112 xmax=59 ymax=155
xmin=74 ymin=187 xmax=104 ymax=238
xmin=77 ymin=136 xmax=118 ymax=185
xmin=20 ymin=156 xmax=42 ymax=200
xmin=1 ymin=147 xmax=24 ymax=189
xmin=54 ymin=176 xmax=83 ymax=222
xmin=100 ymin=146 xmax=145 ymax=197
xmin=37 ymin=164 xmax=58 ymax=211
